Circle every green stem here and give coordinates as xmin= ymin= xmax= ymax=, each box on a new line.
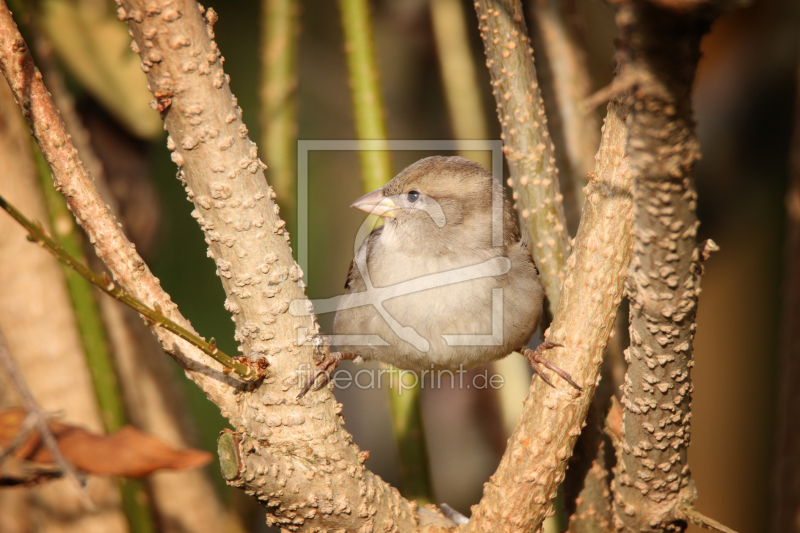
xmin=430 ymin=0 xmax=490 ymax=167
xmin=0 ymin=193 xmax=257 ymax=380
xmin=339 ymin=0 xmax=433 ymax=503
xmin=387 ymin=372 xmax=433 ymax=504
xmin=473 ymin=0 xmax=571 ymax=312
xmin=260 ymin=0 xmax=298 ymax=232
xmin=339 ymin=0 xmax=392 ymax=193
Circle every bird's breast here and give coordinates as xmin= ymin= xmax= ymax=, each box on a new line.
xmin=333 ymin=244 xmax=542 ymax=371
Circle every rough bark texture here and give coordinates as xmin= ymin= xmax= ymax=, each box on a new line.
xmin=0 ymin=76 xmax=128 ymax=533
xmin=118 ymin=1 xmax=449 ymax=530
xmin=0 ymin=1 xmax=441 ymax=530
xmin=773 ymin=62 xmax=800 ymax=533
xmin=461 ymin=94 xmax=633 ymax=532
xmin=612 ymin=2 xmax=715 ymax=531
xmin=474 ymin=0 xmax=571 ymax=311
xmin=0 ymin=0 xmax=647 ymax=530
xmin=0 ymin=1 xmax=235 ymax=401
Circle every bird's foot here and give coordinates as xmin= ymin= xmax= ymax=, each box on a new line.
xmin=522 ymin=342 xmax=582 ymax=390
xmin=296 ymin=351 xmax=357 ymax=399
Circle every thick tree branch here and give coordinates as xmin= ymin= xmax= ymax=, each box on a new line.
xmin=473 ymin=0 xmax=571 ymax=310
xmin=462 ymin=91 xmax=632 ymax=531
xmin=0 ymin=0 xmax=444 ymax=529
xmin=610 ymin=2 xmax=731 ymax=532
xmin=28 ymin=28 xmax=234 ymax=530
xmin=115 ymin=0 xmax=447 ymax=530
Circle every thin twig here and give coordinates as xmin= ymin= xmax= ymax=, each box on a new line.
xmin=0 ymin=195 xmax=257 ymax=380
xmin=683 ymin=506 xmax=740 ymax=533
xmin=578 ymin=74 xmax=639 ymax=115
xmin=0 ymin=0 xmax=247 ymax=409
xmin=0 ymin=324 xmax=95 ymax=511
xmin=529 ymin=0 xmax=600 ymax=221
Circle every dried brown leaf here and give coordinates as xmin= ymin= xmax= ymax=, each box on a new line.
xmin=0 ymin=409 xmax=211 ymax=478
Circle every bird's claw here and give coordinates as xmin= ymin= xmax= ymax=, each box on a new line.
xmin=297 ymin=353 xmax=340 ymax=399
xmin=297 ymin=351 xmax=356 ymax=399
xmin=523 ymin=341 xmax=582 ymax=390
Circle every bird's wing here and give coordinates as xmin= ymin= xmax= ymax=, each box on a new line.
xmin=345 ymin=225 xmax=385 ymax=289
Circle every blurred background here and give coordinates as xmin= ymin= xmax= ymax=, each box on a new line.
xmin=0 ymin=0 xmax=797 ymax=532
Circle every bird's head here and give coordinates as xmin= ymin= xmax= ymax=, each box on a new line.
xmin=350 ymin=156 xmax=519 ymax=253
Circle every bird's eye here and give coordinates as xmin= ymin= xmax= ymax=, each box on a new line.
xmin=407 ymin=190 xmax=420 ymax=203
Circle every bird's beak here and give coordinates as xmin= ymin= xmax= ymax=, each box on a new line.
xmin=350 ymin=188 xmax=398 ymax=218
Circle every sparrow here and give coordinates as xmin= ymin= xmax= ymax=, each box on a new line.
xmin=298 ymin=156 xmax=579 ymax=397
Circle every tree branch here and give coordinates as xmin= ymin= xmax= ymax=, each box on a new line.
xmin=462 ymin=91 xmax=633 ymax=532
xmin=0 ymin=0 xmax=445 ymax=529
xmin=563 ymin=405 xmax=614 ymax=533
xmin=473 ymin=0 xmax=571 ymax=311
xmin=0 ymin=194 xmax=255 ymax=379
xmin=339 ymin=0 xmax=392 ymax=192
xmin=0 ymin=0 xmax=244 ymax=407
xmin=115 ymin=0 xmax=446 ymax=529
xmin=610 ymin=2 xmax=732 ymax=531
xmin=430 ymin=0 xmax=490 ymax=151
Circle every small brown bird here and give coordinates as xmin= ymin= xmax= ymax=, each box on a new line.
xmin=299 ymin=156 xmax=579 ymax=397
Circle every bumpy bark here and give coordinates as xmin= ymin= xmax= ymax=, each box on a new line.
xmin=474 ymin=0 xmax=571 ymax=311
xmin=612 ymin=2 xmax=718 ymax=531
xmin=0 ymin=0 xmax=443 ymax=529
xmin=462 ymin=94 xmax=633 ymax=533
xmin=116 ymin=1 xmax=447 ymax=530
